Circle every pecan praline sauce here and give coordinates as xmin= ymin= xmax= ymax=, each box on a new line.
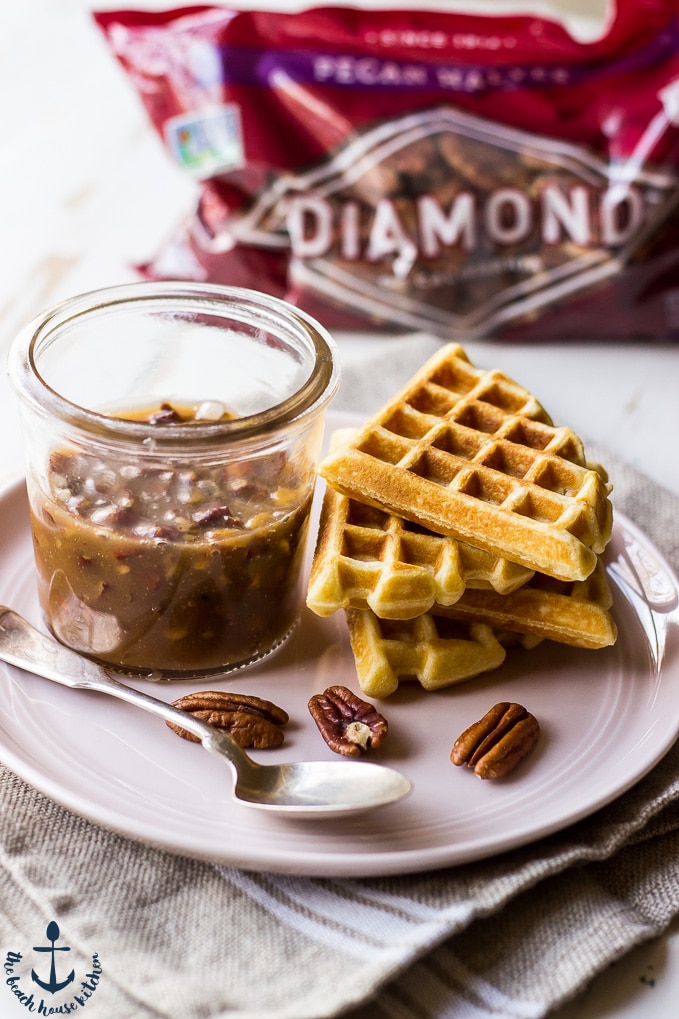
xmin=30 ymin=402 xmax=312 ymax=674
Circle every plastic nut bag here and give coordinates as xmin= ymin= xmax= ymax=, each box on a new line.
xmin=95 ymin=2 xmax=679 ymax=340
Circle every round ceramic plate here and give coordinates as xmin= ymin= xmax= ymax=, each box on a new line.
xmin=0 ymin=417 xmax=678 ymax=877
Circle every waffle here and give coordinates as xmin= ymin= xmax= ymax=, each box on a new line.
xmin=319 ymin=344 xmax=613 ymax=582
xmin=344 ymin=557 xmax=614 ymax=697
xmin=307 ymin=440 xmax=534 ymax=620
xmin=345 ymin=608 xmax=510 ymax=697
xmin=435 ymin=558 xmax=617 ymax=650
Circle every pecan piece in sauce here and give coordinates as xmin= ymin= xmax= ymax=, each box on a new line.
xmin=308 ymin=685 xmax=388 ymax=757
xmin=451 ymin=702 xmax=540 ymax=780
xmin=167 ymin=691 xmax=289 ymax=749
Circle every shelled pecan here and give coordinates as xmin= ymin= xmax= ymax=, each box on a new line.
xmin=451 ymin=702 xmax=539 ymax=780
xmin=308 ymin=685 xmax=388 ymax=757
xmin=168 ymin=691 xmax=289 ymax=749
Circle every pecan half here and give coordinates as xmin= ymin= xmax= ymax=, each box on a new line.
xmin=308 ymin=685 xmax=388 ymax=757
xmin=451 ymin=702 xmax=539 ymax=779
xmin=167 ymin=691 xmax=289 ymax=749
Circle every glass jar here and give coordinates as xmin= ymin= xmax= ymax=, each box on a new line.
xmin=8 ymin=282 xmax=339 ymax=677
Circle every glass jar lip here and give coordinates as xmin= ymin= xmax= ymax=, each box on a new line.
xmin=8 ymin=281 xmax=340 ymax=447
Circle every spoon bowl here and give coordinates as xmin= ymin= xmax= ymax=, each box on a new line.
xmin=229 ymin=753 xmax=411 ymax=818
xmin=0 ymin=608 xmax=412 ymax=818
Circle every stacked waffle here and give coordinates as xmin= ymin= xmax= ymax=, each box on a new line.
xmin=307 ymin=344 xmax=617 ymax=697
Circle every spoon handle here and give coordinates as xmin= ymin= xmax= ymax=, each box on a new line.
xmin=0 ymin=607 xmax=254 ymax=777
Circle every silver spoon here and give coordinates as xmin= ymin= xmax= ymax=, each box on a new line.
xmin=0 ymin=607 xmax=411 ymax=818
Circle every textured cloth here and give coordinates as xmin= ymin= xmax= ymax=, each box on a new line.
xmin=1 ymin=340 xmax=679 ymax=1019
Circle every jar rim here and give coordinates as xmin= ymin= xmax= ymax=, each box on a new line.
xmin=8 ymin=281 xmax=340 ymax=447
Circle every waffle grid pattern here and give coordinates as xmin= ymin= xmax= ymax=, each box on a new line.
xmin=345 ymin=608 xmax=509 ymax=697
xmin=320 ymin=345 xmax=613 ymax=581
xmin=307 ymin=476 xmax=534 ymax=619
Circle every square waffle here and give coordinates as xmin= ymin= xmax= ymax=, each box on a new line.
xmin=307 ymin=442 xmax=534 ymax=620
xmin=434 ymin=558 xmax=617 ymax=650
xmin=319 ymin=344 xmax=613 ymax=582
xmin=344 ymin=608 xmax=510 ymax=697
xmin=344 ymin=556 xmax=615 ymax=696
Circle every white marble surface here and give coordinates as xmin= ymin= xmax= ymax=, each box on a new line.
xmin=1 ymin=2 xmax=679 ymax=1017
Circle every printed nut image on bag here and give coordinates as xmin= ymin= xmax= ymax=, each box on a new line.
xmin=94 ymin=3 xmax=679 ymax=340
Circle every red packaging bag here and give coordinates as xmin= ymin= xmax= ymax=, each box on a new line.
xmin=94 ymin=3 xmax=679 ymax=340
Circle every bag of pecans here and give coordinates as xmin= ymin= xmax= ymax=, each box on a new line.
xmin=95 ymin=2 xmax=679 ymax=340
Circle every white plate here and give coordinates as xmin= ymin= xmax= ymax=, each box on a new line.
xmin=0 ymin=418 xmax=678 ymax=877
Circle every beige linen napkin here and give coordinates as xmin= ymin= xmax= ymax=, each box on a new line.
xmin=1 ymin=342 xmax=679 ymax=1018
